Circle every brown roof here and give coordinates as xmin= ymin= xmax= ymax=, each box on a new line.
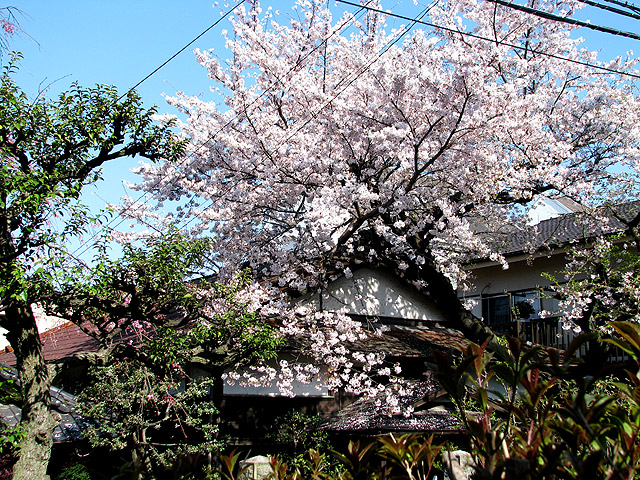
xmin=282 ymin=321 xmax=468 ymax=359
xmin=320 ymin=378 xmax=462 ymax=434
xmin=0 ymin=322 xmax=100 ymax=366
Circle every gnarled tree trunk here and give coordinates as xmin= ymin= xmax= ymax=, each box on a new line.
xmin=5 ymin=302 xmax=55 ymax=480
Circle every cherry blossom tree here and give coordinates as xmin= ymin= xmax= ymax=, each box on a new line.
xmin=125 ymin=0 xmax=640 ymax=391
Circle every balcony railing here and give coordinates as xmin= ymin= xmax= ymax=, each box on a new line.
xmin=490 ymin=316 xmax=580 ymax=351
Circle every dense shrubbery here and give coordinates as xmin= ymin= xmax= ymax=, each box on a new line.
xmin=10 ymin=324 xmax=640 ymax=479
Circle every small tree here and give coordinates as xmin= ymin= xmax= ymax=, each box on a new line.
xmin=79 ymin=358 xmax=219 ymax=479
xmin=0 ymin=55 xmax=183 ymax=479
xmin=48 ymin=232 xmax=283 ymax=478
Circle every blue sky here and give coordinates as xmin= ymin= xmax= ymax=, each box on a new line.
xmin=6 ymin=0 xmax=640 ymax=257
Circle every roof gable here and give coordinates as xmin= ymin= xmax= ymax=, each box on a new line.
xmin=305 ymin=268 xmax=446 ymax=322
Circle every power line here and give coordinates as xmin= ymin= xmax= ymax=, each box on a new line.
xmin=600 ymin=0 xmax=640 ymax=15
xmin=74 ymin=0 xmax=640 ymax=261
xmin=486 ymin=0 xmax=640 ymax=41
xmin=148 ymin=2 xmax=384 ymax=234
xmin=116 ymin=0 xmax=247 ymax=104
xmin=72 ymin=1 xmax=374 ymax=259
xmin=336 ymin=0 xmax=640 ymax=79
xmin=70 ymin=0 xmax=247 ymax=258
xmin=576 ymin=0 xmax=640 ymax=21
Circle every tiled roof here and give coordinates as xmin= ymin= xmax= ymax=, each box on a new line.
xmin=0 ymin=368 xmax=93 ymax=443
xmin=495 ymin=201 xmax=640 ymax=256
xmin=282 ymin=320 xmax=467 ymax=358
xmin=0 ymin=324 xmax=104 ymax=443
xmin=320 ymin=378 xmax=462 ymax=433
xmin=0 ymin=322 xmax=100 ymax=367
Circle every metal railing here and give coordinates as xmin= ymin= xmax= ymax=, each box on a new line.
xmin=490 ymin=316 xmax=578 ymax=351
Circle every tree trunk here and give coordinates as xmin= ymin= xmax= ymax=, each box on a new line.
xmin=5 ymin=302 xmax=55 ymax=480
xmin=399 ymin=260 xmax=498 ymax=345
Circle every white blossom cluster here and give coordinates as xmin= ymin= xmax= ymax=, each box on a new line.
xmin=121 ymin=0 xmax=640 ymax=404
xmin=550 ymin=235 xmax=640 ymax=332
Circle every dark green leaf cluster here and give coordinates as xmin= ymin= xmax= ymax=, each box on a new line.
xmin=267 ymin=410 xmax=332 ymax=464
xmin=250 ymin=433 xmax=442 ymax=480
xmin=78 ymin=357 xmax=220 ymax=477
xmin=432 ymin=325 xmax=640 ymax=479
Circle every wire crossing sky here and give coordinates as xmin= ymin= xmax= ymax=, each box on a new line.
xmin=8 ymin=0 xmax=640 ymax=261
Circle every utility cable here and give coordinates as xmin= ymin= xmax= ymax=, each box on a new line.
xmin=575 ymin=0 xmax=640 ymax=21
xmin=336 ymin=0 xmax=640 ymax=79
xmin=599 ymin=0 xmax=640 ymax=15
xmin=71 ymin=2 xmax=373 ymax=259
xmin=75 ymin=0 xmax=640 ymax=262
xmin=67 ymin=0 xmax=248 ymax=260
xmin=486 ymin=0 xmax=640 ymax=41
xmin=116 ymin=0 xmax=246 ymax=103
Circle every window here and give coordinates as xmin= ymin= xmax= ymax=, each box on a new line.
xmin=482 ymin=289 xmax=543 ymax=325
xmin=482 ymin=294 xmax=511 ymax=325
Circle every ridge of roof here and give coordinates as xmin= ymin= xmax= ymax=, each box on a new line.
xmin=486 ymin=200 xmax=640 ymax=259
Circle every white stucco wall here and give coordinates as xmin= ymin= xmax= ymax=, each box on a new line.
xmin=527 ymin=197 xmax=576 ymax=225
xmin=306 ymin=268 xmax=446 ymax=321
xmin=0 ymin=306 xmax=67 ymax=350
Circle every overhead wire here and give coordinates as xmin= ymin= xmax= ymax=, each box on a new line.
xmin=68 ymin=0 xmax=247 ymax=259
xmin=115 ymin=2 xmax=246 ymax=104
xmin=598 ymin=0 xmax=640 ymax=15
xmin=575 ymin=0 xmax=640 ymax=21
xmin=71 ymin=1 xmax=374 ymax=260
xmin=485 ymin=0 xmax=640 ymax=40
xmin=160 ymin=1 xmax=389 ymax=233
xmin=336 ymin=0 xmax=640 ymax=79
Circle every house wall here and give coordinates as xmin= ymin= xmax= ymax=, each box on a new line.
xmin=307 ymin=268 xmax=447 ymax=322
xmin=463 ymin=251 xmax=567 ymax=320
xmin=218 ymin=355 xmax=330 ymax=397
xmin=527 ymin=197 xmax=576 ymax=225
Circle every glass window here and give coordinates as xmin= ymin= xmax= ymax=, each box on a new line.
xmin=482 ymin=295 xmax=511 ymax=324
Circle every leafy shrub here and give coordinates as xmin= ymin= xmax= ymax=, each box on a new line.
xmin=431 ymin=322 xmax=640 ymax=479
xmin=56 ymin=463 xmax=91 ymax=480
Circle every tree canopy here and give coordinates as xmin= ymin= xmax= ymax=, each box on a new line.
xmin=127 ymin=0 xmax=640 ymax=342
xmin=0 ymin=56 xmax=183 ymax=479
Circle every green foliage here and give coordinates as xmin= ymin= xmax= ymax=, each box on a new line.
xmin=268 ymin=410 xmax=332 ymax=455
xmin=55 ymin=463 xmax=91 ymax=480
xmin=511 ymin=301 xmax=535 ymax=320
xmin=0 ymin=53 xmax=183 ymax=478
xmin=331 ymin=439 xmax=378 ymax=480
xmin=0 ymin=423 xmax=24 ymax=455
xmin=64 ymin=234 xmax=282 ymax=479
xmin=144 ymin=268 xmax=282 ymax=371
xmin=267 ymin=434 xmax=443 ymax=480
xmin=78 ymin=357 xmax=220 ymax=478
xmin=215 ymin=449 xmax=249 ymax=480
xmin=0 ymin=53 xmax=183 ymax=307
xmin=543 ymin=235 xmax=640 ymax=332
xmin=431 ymin=323 xmax=640 ymax=479
xmin=267 ymin=410 xmax=335 ymax=478
xmin=261 ymin=325 xmax=640 ymax=480
xmin=48 ymin=231 xmax=282 ymax=373
xmin=377 ymin=434 xmax=441 ymax=480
